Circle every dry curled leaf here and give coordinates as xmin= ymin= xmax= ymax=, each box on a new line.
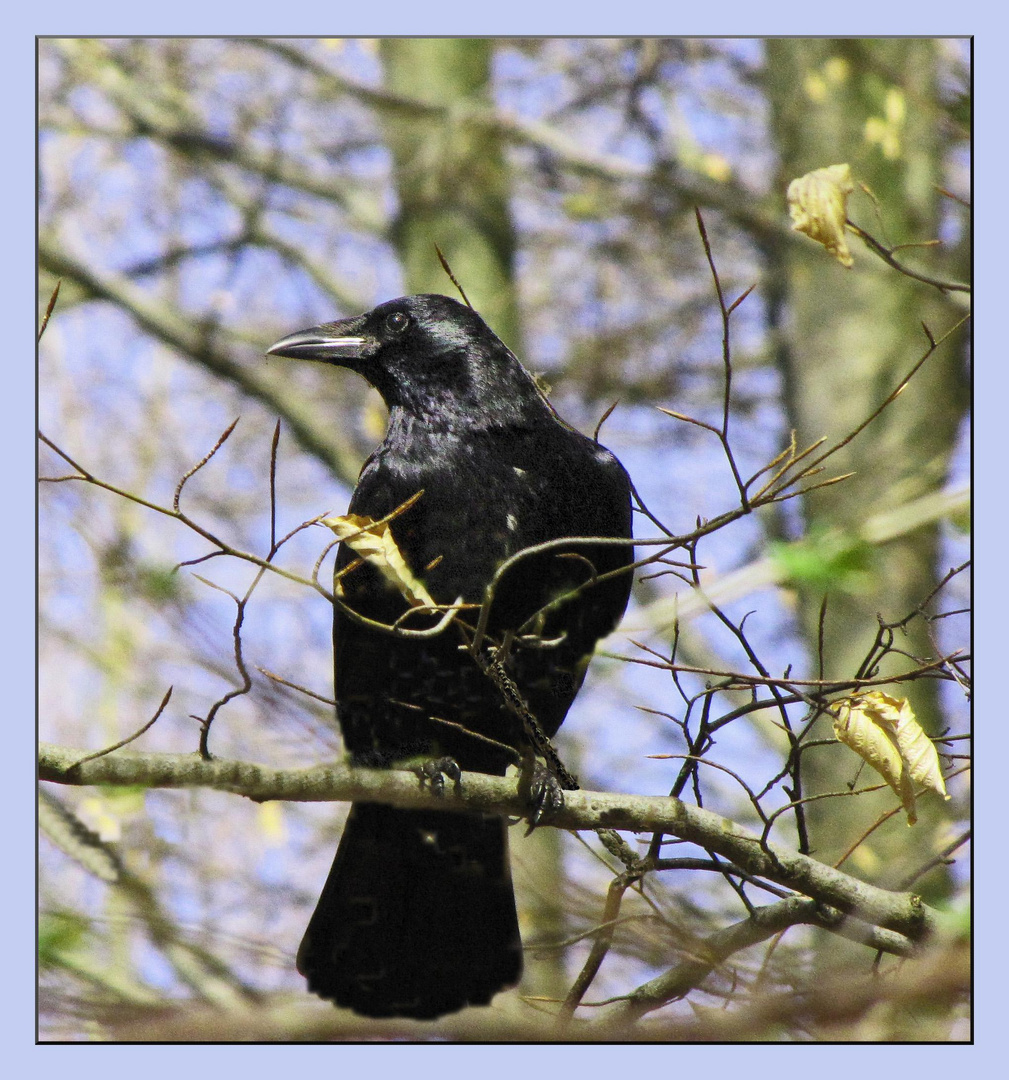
xmin=831 ymin=691 xmax=950 ymax=825
xmin=787 ymin=163 xmax=855 ymax=268
xmin=324 ymin=513 xmax=436 ymax=608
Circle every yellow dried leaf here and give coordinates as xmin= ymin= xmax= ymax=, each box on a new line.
xmin=832 ymin=693 xmax=916 ymax=822
xmin=831 ymin=691 xmax=949 ymax=825
xmin=324 ymin=513 xmax=436 ymax=608
xmin=787 ymin=163 xmax=855 ymax=268
xmin=890 ymin=694 xmax=950 ymax=803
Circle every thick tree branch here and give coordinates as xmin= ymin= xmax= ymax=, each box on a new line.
xmin=38 ymin=240 xmax=362 ymax=487
xmin=238 ymin=38 xmax=798 ymax=250
xmin=39 ymin=742 xmax=938 ymax=943
xmin=48 ymin=39 xmax=387 ymax=234
xmin=616 ymin=896 xmax=915 ymax=1019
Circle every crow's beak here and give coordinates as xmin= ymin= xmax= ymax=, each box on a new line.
xmin=267 ymin=320 xmax=373 ymax=363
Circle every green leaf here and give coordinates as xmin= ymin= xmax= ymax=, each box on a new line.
xmin=769 ymin=528 xmax=877 ymax=594
xmin=137 ymin=564 xmax=185 ymax=605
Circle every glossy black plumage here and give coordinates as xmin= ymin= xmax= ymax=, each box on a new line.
xmin=268 ymin=294 xmax=633 ymax=1019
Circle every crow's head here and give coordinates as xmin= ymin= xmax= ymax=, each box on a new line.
xmin=268 ymin=294 xmax=545 ymax=426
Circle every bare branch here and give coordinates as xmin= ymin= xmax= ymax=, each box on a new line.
xmin=174 ymin=419 xmax=239 ymax=513
xmin=38 ymin=280 xmax=61 ymax=342
xmin=38 ymin=742 xmax=940 ymax=945
xmin=68 ymin=687 xmax=174 ymax=768
xmin=847 ymin=219 xmax=971 ymax=295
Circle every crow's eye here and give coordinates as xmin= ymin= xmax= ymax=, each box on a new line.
xmin=385 ymin=311 xmax=410 ymax=334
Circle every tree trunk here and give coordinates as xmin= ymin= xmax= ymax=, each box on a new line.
xmin=379 ymin=38 xmax=521 ymax=352
xmin=764 ymin=38 xmax=968 ymax=895
xmin=378 ymin=37 xmax=566 ymax=1006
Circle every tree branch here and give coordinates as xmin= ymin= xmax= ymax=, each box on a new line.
xmin=39 ymin=742 xmax=938 ymax=944
xmin=37 ymin=240 xmax=362 ymax=486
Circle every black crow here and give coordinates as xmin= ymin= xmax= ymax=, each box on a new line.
xmin=268 ymin=294 xmax=633 ymax=1019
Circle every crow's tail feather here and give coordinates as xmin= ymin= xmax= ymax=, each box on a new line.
xmin=297 ymin=803 xmax=522 ymax=1019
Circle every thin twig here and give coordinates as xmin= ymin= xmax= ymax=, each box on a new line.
xmin=434 ymin=244 xmax=472 ymax=308
xmin=174 ymin=419 xmax=239 ymax=513
xmin=269 ymin=420 xmax=281 ymax=553
xmin=593 ymin=399 xmax=620 ymax=443
xmin=39 ymin=431 xmax=335 ymax=600
xmin=694 ymin=207 xmax=749 ymax=507
xmin=847 ymin=220 xmax=971 ymax=294
xmin=257 ymin=667 xmax=336 ymax=706
xmin=68 ymin=687 xmax=174 ymax=768
xmin=38 ymin=280 xmax=61 ymax=342
xmin=559 ymin=871 xmax=642 ymax=1020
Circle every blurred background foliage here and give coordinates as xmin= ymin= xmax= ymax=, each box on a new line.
xmin=38 ymin=37 xmax=970 ymax=1040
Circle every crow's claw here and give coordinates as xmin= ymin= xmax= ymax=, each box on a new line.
xmin=413 ymin=756 xmax=462 ymax=796
xmin=525 ymin=762 xmax=565 ymax=833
